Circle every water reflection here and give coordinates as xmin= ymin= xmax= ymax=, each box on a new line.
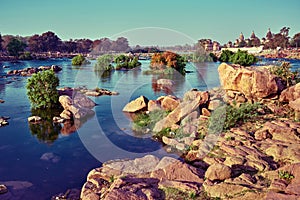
xmin=151 ymin=71 xmax=185 ymax=95
xmin=94 ymin=70 xmax=114 ymax=82
xmin=29 ymin=108 xmax=62 ymax=144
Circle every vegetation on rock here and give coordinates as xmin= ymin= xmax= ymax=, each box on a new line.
xmin=269 ymin=62 xmax=300 ymax=87
xmin=71 ymin=54 xmax=87 ymax=66
xmin=219 ymin=49 xmax=258 ymax=66
xmin=94 ymin=54 xmax=114 ymax=71
xmin=114 ymin=54 xmax=141 ymax=70
xmin=26 ymin=70 xmax=60 ymax=109
xmin=150 ymin=51 xmax=186 ymax=75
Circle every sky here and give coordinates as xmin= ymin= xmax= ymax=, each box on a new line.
xmin=0 ymin=0 xmax=300 ymax=46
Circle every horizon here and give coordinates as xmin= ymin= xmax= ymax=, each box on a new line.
xmin=1 ymin=0 xmax=300 ymax=46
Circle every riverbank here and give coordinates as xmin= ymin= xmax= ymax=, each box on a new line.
xmin=79 ymin=62 xmax=300 ymax=199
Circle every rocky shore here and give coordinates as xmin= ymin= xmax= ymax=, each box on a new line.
xmin=80 ymin=62 xmax=300 ymax=200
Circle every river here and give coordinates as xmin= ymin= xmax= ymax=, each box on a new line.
xmin=0 ymin=58 xmax=299 ymax=199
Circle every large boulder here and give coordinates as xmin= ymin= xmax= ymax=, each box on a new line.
xmin=160 ymin=96 xmax=180 ymax=111
xmin=122 ymin=96 xmax=148 ymax=113
xmin=218 ymin=63 xmax=283 ymax=100
xmin=279 ymin=83 xmax=300 ymax=102
xmin=205 ymin=163 xmax=232 ymax=181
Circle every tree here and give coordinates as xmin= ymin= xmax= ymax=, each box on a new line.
xmin=28 ymin=34 xmax=43 ymax=52
xmin=291 ymin=33 xmax=300 ymax=48
xmin=219 ymin=49 xmax=234 ymax=62
xmin=114 ymin=54 xmax=141 ymax=70
xmin=40 ymin=31 xmax=62 ymax=52
xmin=229 ymin=49 xmax=258 ymax=66
xmin=7 ymin=38 xmax=26 ymax=57
xmin=0 ymin=33 xmax=3 ymax=51
xmin=72 ymin=54 xmax=86 ymax=65
xmin=26 ymin=70 xmax=60 ymax=109
xmin=75 ymin=39 xmax=93 ymax=53
xmin=94 ymin=54 xmax=114 ymax=71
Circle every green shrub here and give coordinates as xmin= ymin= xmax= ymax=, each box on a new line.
xmin=269 ymin=62 xmax=300 ymax=87
xmin=229 ymin=49 xmax=258 ymax=66
xmin=19 ymin=51 xmax=33 ymax=60
xmin=95 ymin=54 xmax=114 ymax=71
xmin=219 ymin=49 xmax=258 ymax=66
xmin=114 ymin=55 xmax=141 ymax=70
xmin=219 ymin=49 xmax=234 ymax=62
xmin=26 ymin=70 xmax=60 ymax=109
xmin=209 ymin=102 xmax=262 ymax=132
xmin=278 ymin=171 xmax=295 ymax=180
xmin=71 ymin=54 xmax=86 ymax=66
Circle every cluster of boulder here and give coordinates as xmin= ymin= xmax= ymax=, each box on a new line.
xmin=6 ymin=65 xmax=62 ymax=76
xmin=81 ymin=62 xmax=300 ymax=199
xmin=0 ymin=116 xmax=9 ymax=127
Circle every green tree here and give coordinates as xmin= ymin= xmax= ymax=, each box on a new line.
xmin=219 ymin=49 xmax=234 ymax=62
xmin=26 ymin=70 xmax=60 ymax=109
xmin=72 ymin=54 xmax=86 ymax=65
xmin=94 ymin=54 xmax=114 ymax=71
xmin=114 ymin=55 xmax=141 ymax=70
xmin=7 ymin=38 xmax=26 ymax=57
xmin=229 ymin=49 xmax=258 ymax=66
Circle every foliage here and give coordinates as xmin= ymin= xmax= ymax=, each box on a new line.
xmin=229 ymin=49 xmax=258 ymax=66
xmin=94 ymin=54 xmax=114 ymax=71
xmin=269 ymin=62 xmax=300 ymax=87
xmin=114 ymin=55 xmax=141 ymax=70
xmin=278 ymin=171 xmax=295 ymax=180
xmin=0 ymin=33 xmax=3 ymax=51
xmin=219 ymin=49 xmax=257 ymax=66
xmin=264 ymin=27 xmax=290 ymax=49
xmin=71 ymin=54 xmax=86 ymax=66
xmin=160 ymin=187 xmax=212 ymax=200
xmin=209 ymin=53 xmax=218 ymax=62
xmin=26 ymin=70 xmax=60 ymax=109
xmin=150 ymin=51 xmax=186 ymax=75
xmin=218 ymin=49 xmax=234 ymax=62
xmin=291 ymin=32 xmax=300 ymax=47
xmin=132 ymin=109 xmax=168 ymax=133
xmin=7 ymin=38 xmax=26 ymax=57
xmin=209 ymin=103 xmax=263 ymax=132
xmin=19 ymin=51 xmax=33 ymax=60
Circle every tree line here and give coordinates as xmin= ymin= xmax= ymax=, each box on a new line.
xmin=0 ymin=31 xmax=131 ymax=57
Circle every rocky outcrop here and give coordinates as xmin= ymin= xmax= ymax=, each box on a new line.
xmin=6 ymin=65 xmax=62 ymax=76
xmin=279 ymin=83 xmax=300 ymax=102
xmin=122 ymin=96 xmax=149 ymax=112
xmin=27 ymin=116 xmax=42 ymax=122
xmin=218 ymin=63 xmax=283 ymax=100
xmin=80 ymin=155 xmax=204 ymax=200
xmin=59 ymin=94 xmax=95 ymax=119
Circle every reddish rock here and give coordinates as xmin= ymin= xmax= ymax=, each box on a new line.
xmin=279 ymin=83 xmax=300 ymax=102
xmin=205 ymin=163 xmax=232 ymax=181
xmin=147 ymin=100 xmax=161 ymax=112
xmin=218 ymin=63 xmax=282 ymax=100
xmin=161 ymin=96 xmax=179 ymax=111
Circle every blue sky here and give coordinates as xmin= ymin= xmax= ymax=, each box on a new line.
xmin=0 ymin=0 xmax=299 ymax=46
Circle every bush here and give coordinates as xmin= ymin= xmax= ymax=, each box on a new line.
xmin=114 ymin=55 xmax=141 ymax=70
xmin=209 ymin=102 xmax=262 ymax=133
xmin=219 ymin=49 xmax=234 ymax=62
xmin=219 ymin=49 xmax=258 ymax=66
xmin=26 ymin=70 xmax=60 ymax=109
xmin=95 ymin=54 xmax=114 ymax=71
xmin=150 ymin=51 xmax=186 ymax=75
xmin=269 ymin=62 xmax=300 ymax=87
xmin=229 ymin=49 xmax=258 ymax=66
xmin=71 ymin=55 xmax=86 ymax=66
xmin=19 ymin=51 xmax=33 ymax=60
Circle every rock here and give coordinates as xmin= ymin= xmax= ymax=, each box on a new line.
xmin=205 ymin=163 xmax=232 ymax=181
xmin=0 ymin=99 xmax=4 ymax=103
xmin=265 ymin=192 xmax=299 ymax=200
xmin=0 ymin=117 xmax=9 ymax=127
xmin=0 ymin=184 xmax=8 ymax=194
xmin=224 ymin=156 xmax=245 ymax=167
xmin=161 ymin=96 xmax=179 ymax=111
xmin=27 ymin=116 xmax=42 ymax=122
xmin=153 ymin=93 xmax=206 ymax=132
xmin=60 ymin=110 xmax=72 ymax=119
xmin=218 ymin=63 xmax=282 ymax=100
xmin=265 ymin=144 xmax=300 ymax=163
xmin=73 ymin=92 xmax=96 ymax=108
xmin=162 ymin=136 xmax=179 ymax=146
xmin=151 ymin=157 xmax=204 ymax=183
xmin=203 ymin=181 xmax=251 ymax=199
xmin=59 ymin=95 xmax=73 ymax=110
xmin=122 ymin=96 xmax=149 ymax=112
xmin=183 ymin=90 xmax=210 ymax=103
xmin=53 ymin=116 xmax=65 ymax=123
xmin=40 ymin=152 xmax=61 ymax=163
xmin=50 ymin=65 xmax=62 ymax=72
xmin=156 ymin=79 xmax=174 ymax=86
xmin=147 ymin=100 xmax=161 ymax=112
xmin=69 ymin=105 xmax=95 ymax=119
xmin=85 ymin=91 xmax=101 ymax=97
xmin=280 ymin=83 xmax=300 ymax=102
xmin=201 ymin=108 xmax=210 ymax=117
xmin=52 ymin=188 xmax=81 ymax=200
xmin=104 ymin=177 xmax=162 ymax=200
xmin=208 ymin=99 xmax=221 ymax=110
